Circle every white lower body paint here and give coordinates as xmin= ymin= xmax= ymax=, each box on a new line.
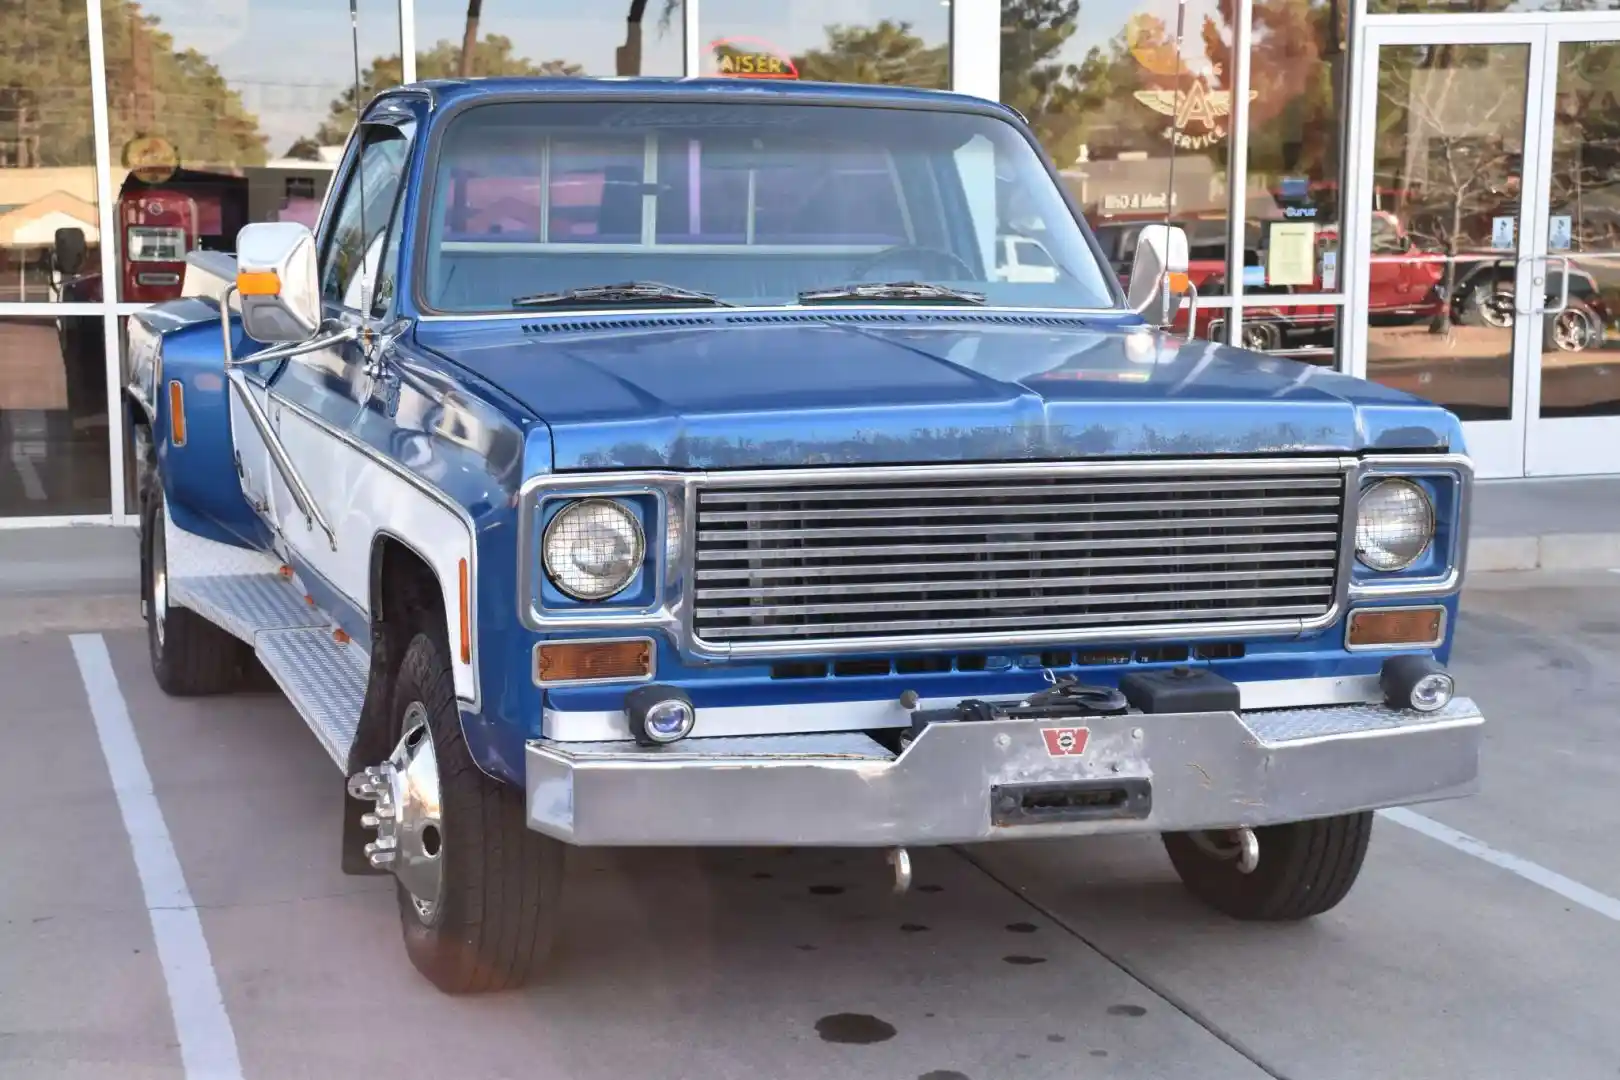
xmin=1380 ymin=806 xmax=1620 ymax=923
xmin=70 ymin=633 xmax=244 ymax=1080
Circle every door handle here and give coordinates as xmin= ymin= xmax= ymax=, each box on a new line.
xmin=1513 ymin=254 xmax=1540 ymax=317
xmin=1541 ymin=255 xmax=1571 ymax=316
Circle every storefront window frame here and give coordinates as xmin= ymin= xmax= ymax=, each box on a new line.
xmin=0 ymin=0 xmax=1362 ymax=525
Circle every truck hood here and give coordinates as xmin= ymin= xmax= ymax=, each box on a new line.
xmin=413 ymin=314 xmax=1461 ymax=470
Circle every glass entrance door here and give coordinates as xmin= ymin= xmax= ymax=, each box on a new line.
xmin=1350 ymin=18 xmax=1620 ymax=478
xmin=1525 ymin=29 xmax=1620 ymax=475
xmin=1351 ymin=26 xmax=1544 ymax=477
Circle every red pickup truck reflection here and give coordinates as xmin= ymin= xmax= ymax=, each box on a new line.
xmin=1091 ymin=213 xmax=1447 ymax=356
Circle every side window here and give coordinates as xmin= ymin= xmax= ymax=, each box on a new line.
xmin=320 ymin=125 xmax=412 ymax=310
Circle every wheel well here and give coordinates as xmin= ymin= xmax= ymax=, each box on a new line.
xmin=349 ymin=535 xmax=450 ymax=777
xmin=371 ymin=535 xmax=447 ymax=649
xmin=125 ymin=396 xmax=154 ymax=504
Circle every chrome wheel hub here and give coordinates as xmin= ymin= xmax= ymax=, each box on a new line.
xmin=348 ymin=702 xmax=444 ymax=921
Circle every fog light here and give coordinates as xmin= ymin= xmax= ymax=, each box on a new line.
xmin=1380 ymin=654 xmax=1455 ymax=713
xmin=625 ymin=685 xmax=695 ymax=745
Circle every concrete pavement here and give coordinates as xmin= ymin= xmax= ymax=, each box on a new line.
xmin=4 ymin=571 xmax=1620 ymax=1079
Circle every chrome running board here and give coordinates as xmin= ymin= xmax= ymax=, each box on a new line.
xmin=164 ymin=509 xmax=364 ymax=768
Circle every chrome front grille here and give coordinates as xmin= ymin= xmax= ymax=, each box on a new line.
xmin=690 ymin=463 xmax=1350 ymax=647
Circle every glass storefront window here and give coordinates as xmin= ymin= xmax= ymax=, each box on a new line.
xmin=1540 ymin=40 xmax=1620 ymax=418
xmin=0 ymin=316 xmax=109 ymax=515
xmin=0 ymin=0 xmax=102 ymax=304
xmin=1245 ymin=0 xmax=1348 ymax=296
xmin=1219 ymin=307 xmax=1341 ymax=364
xmin=412 ymin=1 xmax=683 ymax=79
xmin=1364 ymin=42 xmax=1529 ymax=421
xmin=100 ymin=0 xmax=399 ymax=302
xmin=701 ymin=0 xmax=949 ymax=87
xmin=1001 ymin=0 xmax=1236 ymax=295
xmin=1372 ymin=0 xmax=1620 ymax=11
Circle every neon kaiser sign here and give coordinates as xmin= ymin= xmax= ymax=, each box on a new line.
xmin=710 ymin=36 xmax=800 ymax=79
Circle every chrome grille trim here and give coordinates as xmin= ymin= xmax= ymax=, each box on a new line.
xmin=693 ymin=529 xmax=1343 ymax=563
xmin=689 ymin=459 xmax=1356 ymax=649
xmin=710 ymin=604 xmax=1333 ymax=639
xmin=695 ymin=547 xmax=1339 ymax=581
xmin=513 ymin=453 xmax=1471 ymax=659
xmin=697 ymin=476 xmax=1346 ymax=505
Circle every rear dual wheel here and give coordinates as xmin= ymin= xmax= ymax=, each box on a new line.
xmin=140 ymin=484 xmax=249 ymax=696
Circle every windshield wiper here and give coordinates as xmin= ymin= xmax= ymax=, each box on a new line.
xmin=798 ymin=281 xmax=986 ymax=305
xmin=512 ymin=282 xmax=734 ymax=308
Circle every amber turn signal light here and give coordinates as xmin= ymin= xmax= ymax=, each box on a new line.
xmin=1347 ymin=606 xmax=1445 ymax=649
xmin=535 ymin=638 xmax=654 ymax=685
xmin=1166 ymin=271 xmax=1190 ymax=292
xmin=167 ymin=379 xmax=186 ymax=446
xmin=236 ymin=270 xmax=281 ymax=296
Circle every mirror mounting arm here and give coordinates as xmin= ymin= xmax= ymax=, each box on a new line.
xmin=220 ymin=285 xmax=360 ymax=369
xmin=225 ymin=326 xmax=360 ymax=369
xmin=1130 ymin=273 xmax=1198 ymax=342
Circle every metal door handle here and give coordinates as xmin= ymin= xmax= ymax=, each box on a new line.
xmin=1541 ymin=255 xmax=1571 ymax=315
xmin=1513 ymin=254 xmax=1538 ymax=316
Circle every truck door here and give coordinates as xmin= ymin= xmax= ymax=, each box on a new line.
xmin=245 ymin=120 xmax=415 ymax=599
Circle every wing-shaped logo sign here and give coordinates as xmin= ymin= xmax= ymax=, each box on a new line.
xmin=1133 ymin=80 xmax=1257 ymax=150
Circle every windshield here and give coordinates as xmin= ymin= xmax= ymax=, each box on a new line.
xmin=421 ymin=101 xmax=1117 ymax=313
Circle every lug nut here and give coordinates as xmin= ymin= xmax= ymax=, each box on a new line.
xmin=361 ymin=812 xmax=380 ymax=828
xmin=369 ymin=851 xmax=397 ymax=867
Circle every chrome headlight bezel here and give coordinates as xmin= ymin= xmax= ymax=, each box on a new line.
xmin=541 ymin=497 xmax=647 ymax=601
xmin=1355 ymin=478 xmax=1436 ymax=572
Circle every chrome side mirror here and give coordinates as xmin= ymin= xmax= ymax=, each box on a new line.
xmin=235 ymin=222 xmax=320 ymax=343
xmin=1127 ymin=224 xmax=1191 ymax=327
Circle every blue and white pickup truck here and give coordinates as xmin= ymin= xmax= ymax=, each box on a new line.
xmin=125 ymin=77 xmax=1483 ymax=994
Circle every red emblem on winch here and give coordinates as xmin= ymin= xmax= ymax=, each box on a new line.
xmin=1041 ymin=726 xmax=1090 ymax=757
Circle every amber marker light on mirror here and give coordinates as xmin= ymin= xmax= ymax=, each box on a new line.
xmin=235 ymin=270 xmax=280 ymax=295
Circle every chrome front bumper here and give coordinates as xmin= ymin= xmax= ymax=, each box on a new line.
xmin=524 ymin=697 xmax=1483 ymax=847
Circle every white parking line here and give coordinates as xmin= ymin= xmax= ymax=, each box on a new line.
xmin=70 ymin=634 xmax=244 ymax=1080
xmin=1380 ymin=806 xmax=1620 ymax=923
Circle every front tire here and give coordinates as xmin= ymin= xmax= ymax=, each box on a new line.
xmin=1162 ymin=812 xmax=1373 ymax=921
xmin=389 ymin=632 xmax=564 ymax=993
xmin=141 ymin=485 xmax=247 ymax=696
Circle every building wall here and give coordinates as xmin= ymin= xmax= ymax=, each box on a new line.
xmin=0 ymin=0 xmax=1350 ymax=524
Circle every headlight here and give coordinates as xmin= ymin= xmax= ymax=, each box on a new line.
xmin=1355 ymin=479 xmax=1435 ymax=571
xmin=543 ymin=499 xmax=645 ymax=600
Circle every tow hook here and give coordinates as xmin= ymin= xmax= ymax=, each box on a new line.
xmin=1235 ymin=827 xmax=1259 ymax=874
xmin=1190 ymin=826 xmax=1260 ymax=874
xmin=888 ymin=846 xmax=913 ymax=894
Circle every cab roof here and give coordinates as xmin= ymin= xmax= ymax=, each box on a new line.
xmin=393 ymin=76 xmax=1018 ymax=119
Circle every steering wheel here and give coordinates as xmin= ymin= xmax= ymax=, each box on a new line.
xmin=851 ymin=244 xmax=977 ymax=281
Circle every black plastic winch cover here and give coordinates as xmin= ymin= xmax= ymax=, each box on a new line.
xmin=1118 ymin=666 xmax=1241 ymax=714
